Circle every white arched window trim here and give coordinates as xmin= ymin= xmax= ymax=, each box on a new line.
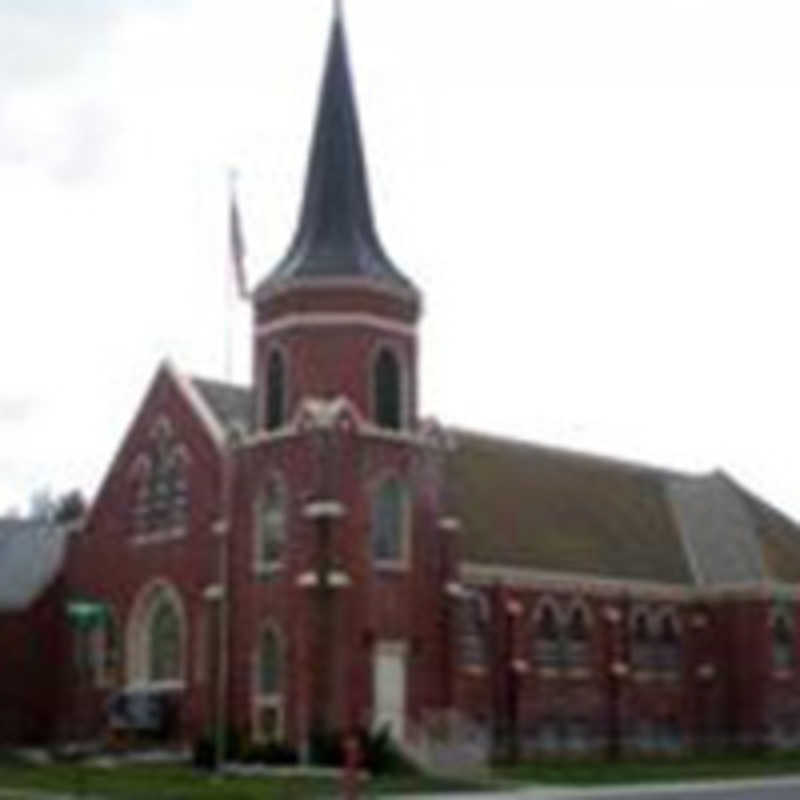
xmin=251 ymin=622 xmax=285 ymax=741
xmin=371 ymin=473 xmax=412 ymax=571
xmin=126 ymin=579 xmax=188 ymax=691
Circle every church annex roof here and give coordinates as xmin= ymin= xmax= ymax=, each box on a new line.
xmin=191 ymin=377 xmax=254 ymax=437
xmin=0 ymin=518 xmax=67 ymax=612
xmin=449 ymin=429 xmax=800 ymax=587
xmin=255 ymin=8 xmax=416 ymax=299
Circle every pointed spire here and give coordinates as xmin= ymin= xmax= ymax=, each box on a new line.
xmin=257 ymin=4 xmax=415 ymax=297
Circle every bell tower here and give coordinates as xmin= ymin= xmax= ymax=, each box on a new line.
xmin=252 ymin=6 xmax=421 ymax=432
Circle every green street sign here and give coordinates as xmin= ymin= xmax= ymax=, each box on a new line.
xmin=66 ymin=599 xmax=109 ymax=630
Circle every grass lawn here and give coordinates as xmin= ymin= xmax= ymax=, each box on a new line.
xmin=0 ymin=762 xmax=485 ymax=799
xmin=496 ymin=750 xmax=800 ymax=786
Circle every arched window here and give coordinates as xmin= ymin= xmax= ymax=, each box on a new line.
xmin=631 ymin=611 xmax=653 ymax=670
xmin=371 ymin=477 xmax=408 ymax=564
xmin=127 ymin=582 xmax=185 ymax=687
xmin=374 ymin=347 xmax=402 ymax=430
xmin=460 ymin=593 xmax=488 ymax=669
xmin=655 ymin=614 xmax=681 ymax=673
xmin=131 ymin=420 xmax=190 ymax=538
xmin=773 ymin=612 xmax=795 ymax=671
xmin=148 ymin=590 xmax=182 ymax=683
xmin=565 ymin=606 xmax=590 ymax=667
xmin=265 ymin=348 xmax=287 ymax=431
xmin=534 ymin=603 xmax=562 ymax=667
xmin=255 ymin=477 xmax=287 ymax=569
xmin=254 ymin=626 xmax=283 ymax=741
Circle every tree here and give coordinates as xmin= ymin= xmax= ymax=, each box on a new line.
xmin=54 ymin=490 xmax=87 ymax=525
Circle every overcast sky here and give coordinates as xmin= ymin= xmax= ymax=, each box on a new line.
xmin=1 ymin=0 xmax=799 ymax=520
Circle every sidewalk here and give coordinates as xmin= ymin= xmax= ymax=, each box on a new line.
xmin=395 ymin=774 xmax=800 ymax=799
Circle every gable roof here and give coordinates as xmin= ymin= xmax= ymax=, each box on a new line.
xmin=449 ymin=429 xmax=800 ymax=587
xmin=190 ymin=377 xmax=254 ymax=436
xmin=0 ymin=518 xmax=67 ymax=612
xmin=448 ymin=429 xmax=695 ymax=585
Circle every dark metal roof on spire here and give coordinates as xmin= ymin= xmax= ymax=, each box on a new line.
xmin=256 ymin=6 xmax=416 ymax=298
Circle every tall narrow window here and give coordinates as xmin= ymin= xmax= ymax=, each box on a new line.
xmin=255 ymin=477 xmax=287 ymax=570
xmin=631 ymin=612 xmax=652 ymax=670
xmin=254 ymin=626 xmax=283 ymax=741
xmin=266 ymin=349 xmax=286 ymax=431
xmin=534 ymin=604 xmax=562 ymax=667
xmin=565 ymin=606 xmax=590 ymax=667
xmin=655 ymin=614 xmax=681 ymax=673
xmin=773 ymin=612 xmax=795 ymax=671
xmin=371 ymin=477 xmax=408 ymax=564
xmin=374 ymin=347 xmax=402 ymax=430
xmin=460 ymin=593 xmax=488 ymax=669
xmin=148 ymin=591 xmax=182 ymax=684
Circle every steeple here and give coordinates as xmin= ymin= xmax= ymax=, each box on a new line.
xmin=256 ymin=5 xmax=416 ymax=298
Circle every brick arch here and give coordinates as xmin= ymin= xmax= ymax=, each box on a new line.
xmin=126 ymin=578 xmax=188 ymax=689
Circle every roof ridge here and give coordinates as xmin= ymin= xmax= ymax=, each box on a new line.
xmin=190 ymin=375 xmax=252 ymax=393
xmin=449 ymin=425 xmax=707 ymax=482
xmin=717 ymin=470 xmax=800 ymax=531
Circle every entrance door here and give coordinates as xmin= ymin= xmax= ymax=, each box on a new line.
xmin=373 ymin=641 xmax=407 ymax=741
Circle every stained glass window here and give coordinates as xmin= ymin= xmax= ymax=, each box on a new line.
xmin=773 ymin=611 xmax=795 ymax=670
xmin=372 ymin=478 xmax=406 ymax=563
xmin=565 ymin=607 xmax=590 ymax=667
xmin=534 ymin=604 xmax=562 ymax=667
xmin=460 ymin=594 xmax=488 ymax=668
xmin=148 ymin=590 xmax=181 ymax=683
xmin=133 ymin=421 xmax=189 ymax=535
xmin=256 ymin=478 xmax=286 ymax=567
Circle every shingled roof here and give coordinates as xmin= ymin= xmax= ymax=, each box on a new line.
xmin=191 ymin=377 xmax=254 ymax=436
xmin=449 ymin=429 xmax=800 ymax=587
xmin=0 ymin=518 xmax=67 ymax=612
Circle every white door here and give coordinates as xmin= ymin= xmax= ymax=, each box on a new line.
xmin=373 ymin=641 xmax=407 ymax=741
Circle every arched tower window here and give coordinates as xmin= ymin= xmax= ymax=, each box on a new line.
xmin=254 ymin=625 xmax=283 ymax=741
xmin=255 ymin=476 xmax=287 ymax=570
xmin=265 ymin=348 xmax=287 ymax=431
xmin=371 ymin=477 xmax=409 ymax=565
xmin=374 ymin=347 xmax=402 ymax=430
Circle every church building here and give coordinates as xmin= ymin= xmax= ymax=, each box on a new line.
xmin=5 ymin=6 xmax=800 ymax=761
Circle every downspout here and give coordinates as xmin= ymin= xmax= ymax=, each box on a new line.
xmin=214 ymin=434 xmax=235 ymax=769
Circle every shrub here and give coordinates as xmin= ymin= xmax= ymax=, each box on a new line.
xmin=192 ymin=727 xmax=244 ymax=770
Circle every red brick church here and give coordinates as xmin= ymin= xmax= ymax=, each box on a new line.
xmin=4 ymin=6 xmax=800 ymax=761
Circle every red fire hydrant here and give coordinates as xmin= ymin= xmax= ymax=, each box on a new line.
xmin=342 ymin=733 xmax=361 ymax=799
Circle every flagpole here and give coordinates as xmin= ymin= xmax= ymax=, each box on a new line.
xmin=225 ymin=169 xmax=238 ymax=383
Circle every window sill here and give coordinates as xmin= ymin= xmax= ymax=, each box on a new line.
xmin=774 ymin=669 xmax=795 ymax=681
xmin=131 ymin=527 xmax=186 ymax=547
xmin=126 ymin=680 xmax=186 ymax=693
xmin=253 ymin=562 xmax=285 ymax=578
xmin=374 ymin=560 xmax=410 ymax=573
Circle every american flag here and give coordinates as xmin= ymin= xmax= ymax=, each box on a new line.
xmin=229 ymin=181 xmax=248 ymax=299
